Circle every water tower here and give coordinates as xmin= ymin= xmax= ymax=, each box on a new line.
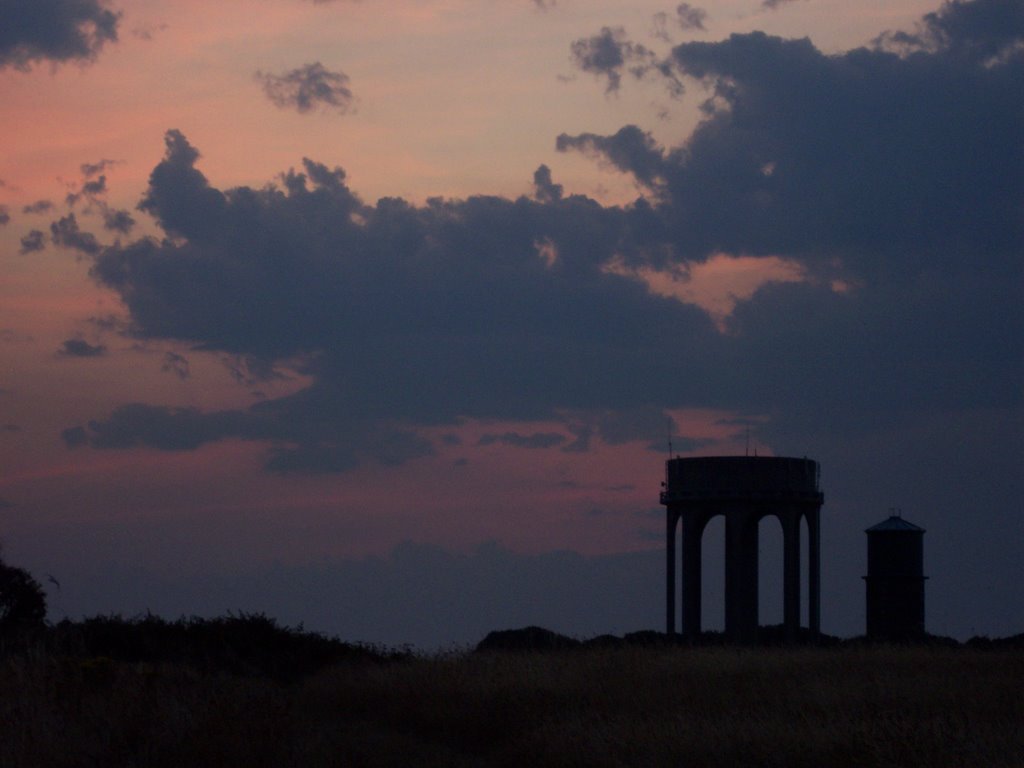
xmin=864 ymin=514 xmax=926 ymax=641
xmin=660 ymin=456 xmax=824 ymax=643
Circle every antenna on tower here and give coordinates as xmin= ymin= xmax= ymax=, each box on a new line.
xmin=667 ymin=418 xmax=673 ymax=459
xmin=745 ymin=424 xmax=750 ymax=457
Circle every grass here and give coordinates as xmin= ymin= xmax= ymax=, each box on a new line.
xmin=1 ymin=642 xmax=1021 ymax=767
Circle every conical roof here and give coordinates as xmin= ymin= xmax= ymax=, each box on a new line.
xmin=866 ymin=515 xmax=925 ymax=533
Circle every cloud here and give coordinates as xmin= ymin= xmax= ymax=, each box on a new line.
xmin=161 ymin=352 xmax=190 ymax=380
xmin=130 ymin=22 xmax=167 ymax=41
xmin=570 ymin=26 xmax=682 ymax=96
xmin=0 ymin=0 xmax=121 ymax=70
xmin=570 ymin=27 xmax=652 ymax=93
xmin=676 ymin=3 xmax=708 ymax=31
xmin=81 ymin=158 xmax=118 ymax=178
xmin=556 ymin=125 xmax=667 ymax=190
xmin=562 ymin=0 xmax=1022 ymax=278
xmin=477 ymin=431 xmax=567 ymax=449
xmin=50 ymin=214 xmax=101 ymax=256
xmin=68 ymin=0 xmax=1021 ymax=477
xmin=19 ymin=230 xmax=45 ymax=254
xmin=73 ymin=131 xmax=715 ymax=470
xmin=0 ymin=206 xmax=9 ymax=226
xmin=22 ymin=200 xmax=54 ymax=215
xmin=58 ymin=338 xmax=106 ymax=357
xmin=60 ymin=426 xmax=88 ymax=447
xmin=101 ymin=207 xmax=135 ymax=233
xmin=255 ymin=62 xmax=355 ymax=114
xmin=532 ymin=164 xmax=563 ymax=203
xmin=81 ymin=174 xmax=107 ymax=196
xmin=876 ymin=0 xmax=1024 ymax=62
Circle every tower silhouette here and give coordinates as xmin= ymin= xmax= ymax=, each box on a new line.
xmin=661 ymin=456 xmax=823 ymax=643
xmin=864 ymin=515 xmax=926 ymax=641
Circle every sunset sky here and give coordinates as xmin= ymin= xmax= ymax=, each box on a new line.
xmin=1 ymin=0 xmax=1021 ymax=648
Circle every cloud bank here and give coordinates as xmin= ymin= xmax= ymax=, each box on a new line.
xmin=63 ymin=0 xmax=1020 ymax=484
xmin=0 ymin=0 xmax=120 ymax=70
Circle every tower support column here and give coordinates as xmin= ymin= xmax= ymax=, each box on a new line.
xmin=808 ymin=507 xmax=821 ymax=638
xmin=666 ymin=509 xmax=679 ymax=636
xmin=682 ymin=511 xmax=704 ymax=640
xmin=783 ymin=511 xmax=801 ymax=642
xmin=726 ymin=509 xmax=759 ymax=643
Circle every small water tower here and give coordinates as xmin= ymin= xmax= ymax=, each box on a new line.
xmin=864 ymin=514 xmax=926 ymax=641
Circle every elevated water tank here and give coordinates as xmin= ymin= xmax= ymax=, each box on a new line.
xmin=864 ymin=515 xmax=926 ymax=641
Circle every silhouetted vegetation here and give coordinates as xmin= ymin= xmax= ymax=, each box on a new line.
xmin=0 ymin=553 xmax=1020 ymax=766
xmin=2 ymin=631 xmax=1022 ymax=767
xmin=0 ymin=555 xmax=46 ymax=635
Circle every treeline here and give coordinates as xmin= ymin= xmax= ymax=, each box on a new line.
xmin=475 ymin=624 xmax=1024 ymax=653
xmin=2 ymin=613 xmax=407 ymax=679
xmin=0 ymin=553 xmax=406 ymax=679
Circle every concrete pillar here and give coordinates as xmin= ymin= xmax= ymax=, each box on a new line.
xmin=808 ymin=507 xmax=821 ymax=637
xmin=739 ymin=514 xmax=760 ymax=643
xmin=783 ymin=511 xmax=801 ymax=642
xmin=726 ymin=510 xmax=759 ymax=643
xmin=682 ymin=512 xmax=704 ymax=640
xmin=666 ymin=509 xmax=678 ymax=636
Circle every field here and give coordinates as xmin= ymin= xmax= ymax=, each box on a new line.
xmin=1 ymin=638 xmax=1022 ymax=767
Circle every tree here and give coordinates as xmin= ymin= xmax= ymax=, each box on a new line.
xmin=0 ymin=556 xmax=47 ymax=632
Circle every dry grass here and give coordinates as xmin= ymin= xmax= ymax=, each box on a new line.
xmin=1 ymin=645 xmax=1021 ymax=767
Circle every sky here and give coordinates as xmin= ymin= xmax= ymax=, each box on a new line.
xmin=0 ymin=0 xmax=1021 ymax=649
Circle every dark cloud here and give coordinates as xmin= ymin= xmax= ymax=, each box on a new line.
xmin=81 ymin=158 xmax=118 ymax=178
xmin=0 ymin=0 xmax=121 ymax=70
xmin=65 ymin=403 xmax=268 ymax=451
xmin=532 ymin=164 xmax=563 ymax=203
xmin=22 ymin=200 xmax=54 ymax=215
xmin=58 ymin=338 xmax=106 ymax=357
xmin=81 ymin=174 xmax=107 ymax=196
xmin=101 ymin=207 xmax=135 ymax=233
xmin=75 ymin=130 xmax=716 ymax=471
xmin=477 ymin=431 xmax=567 ymax=449
xmin=562 ymin=0 xmax=1022 ymax=280
xmin=130 ymin=23 xmax=166 ymax=41
xmin=762 ymin=0 xmax=802 ymax=9
xmin=556 ymin=125 xmax=667 ymax=190
xmin=876 ymin=0 xmax=1024 ymax=62
xmin=50 ymin=214 xmax=101 ymax=256
xmin=676 ymin=3 xmax=708 ymax=31
xmin=64 ymin=159 xmax=135 ymax=232
xmin=161 ymin=352 xmax=190 ymax=380
xmin=255 ymin=62 xmax=355 ymax=114
xmin=569 ymin=26 xmax=657 ymax=93
xmin=0 ymin=206 xmax=9 ymax=226
xmin=570 ymin=26 xmax=683 ymax=96
xmin=60 ymin=425 xmax=89 ymax=447
xmin=19 ymin=230 xmax=45 ymax=254
xmin=68 ymin=0 xmax=1021 ymax=481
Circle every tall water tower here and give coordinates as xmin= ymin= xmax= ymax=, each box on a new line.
xmin=661 ymin=456 xmax=824 ymax=643
xmin=864 ymin=514 xmax=927 ymax=641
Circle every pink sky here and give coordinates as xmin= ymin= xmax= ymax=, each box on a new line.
xmin=1 ymin=0 xmax=1020 ymax=647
